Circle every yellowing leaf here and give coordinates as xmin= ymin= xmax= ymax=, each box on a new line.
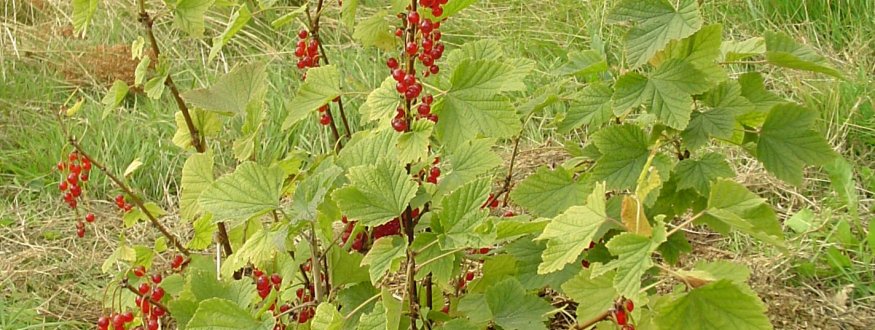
xmin=621 ymin=195 xmax=652 ymax=236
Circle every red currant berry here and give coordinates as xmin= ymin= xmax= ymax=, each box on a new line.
xmin=433 ymin=31 xmax=442 ymax=41
xmin=420 ymin=20 xmax=433 ymax=34
xmin=395 ymin=28 xmax=404 ymax=37
xmin=405 ymin=42 xmax=418 ymax=55
xmin=625 ymin=300 xmax=634 ymax=312
xmin=59 ymin=181 xmax=68 ymax=191
xmin=465 ymin=272 xmax=475 ymax=281
xmin=319 ymin=113 xmax=332 ymax=126
xmin=147 ymin=319 xmax=159 ymax=330
xmin=420 ymin=54 xmax=434 ymax=67
xmin=392 ymin=68 xmax=405 ymax=81
xmin=85 ymin=213 xmax=95 ymax=223
xmin=69 ymin=184 xmax=81 ymax=197
xmin=441 ymin=305 xmax=449 ymax=313
xmin=138 ymin=282 xmax=151 ymax=295
xmin=431 ymin=6 xmax=443 ymax=17
xmin=396 ymin=81 xmax=408 ymax=93
xmin=69 ymin=153 xmax=78 ymax=162
xmin=151 ymin=287 xmax=165 ymax=301
xmin=171 ymin=255 xmax=184 ymax=269
xmin=427 ymin=114 xmax=438 ymax=122
xmin=298 ymin=30 xmax=308 ymax=39
xmin=82 ymin=160 xmax=92 ymax=171
xmin=97 ymin=316 xmax=110 ymax=329
xmin=57 ymin=161 xmax=66 ymax=171
xmin=615 ymin=309 xmax=628 ymax=325
xmin=391 ymin=117 xmax=408 ymax=132
xmin=66 ymin=172 xmax=78 ymax=185
xmin=70 ymin=164 xmax=81 ymax=174
xmin=429 ymin=166 xmax=441 ymax=178
xmin=417 ymin=104 xmax=431 ymax=116
xmin=270 ymin=274 xmax=282 ymax=285
xmin=151 ymin=273 xmax=162 ymax=284
xmin=80 ymin=173 xmax=89 ymax=182
xmin=429 ymin=65 xmax=440 ymax=74
xmin=76 ymin=227 xmax=85 ymax=238
xmin=387 ymin=57 xmax=399 ymax=69
xmin=582 ymin=259 xmax=590 ymax=268
xmin=133 ymin=266 xmax=146 ymax=277
xmin=407 ymin=12 xmax=420 ymax=25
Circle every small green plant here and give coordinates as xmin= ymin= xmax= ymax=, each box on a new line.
xmin=61 ymin=0 xmax=847 ymax=329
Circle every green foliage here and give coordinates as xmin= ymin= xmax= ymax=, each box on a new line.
xmin=69 ymin=0 xmax=848 ymax=329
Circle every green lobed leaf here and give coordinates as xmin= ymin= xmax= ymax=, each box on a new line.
xmin=198 ymin=162 xmax=285 ymax=222
xmin=656 ymin=280 xmax=771 ymax=330
xmin=353 ymin=11 xmax=395 ymax=51
xmin=180 ymin=153 xmax=214 ymax=221
xmin=505 ymin=238 xmax=578 ymax=291
xmin=341 ymin=0 xmax=358 ymax=27
xmin=673 ymin=152 xmax=735 ymax=195
xmin=101 ymin=80 xmax=129 ymax=117
xmin=510 ymin=166 xmax=590 ymax=218
xmin=485 ymin=278 xmax=552 ymax=330
xmin=188 ymin=213 xmax=215 ymax=250
xmin=765 ymin=31 xmax=842 ymax=78
xmin=172 ymin=109 xmax=221 ymax=150
xmin=312 ymin=303 xmax=344 ymax=330
xmin=361 ymin=236 xmax=407 ymax=285
xmin=359 ymin=77 xmax=402 ymax=127
xmin=701 ymin=179 xmax=785 ymax=246
xmin=736 ymin=72 xmax=784 ymax=126
xmin=590 ymin=125 xmax=650 ymax=190
xmin=562 ymin=269 xmax=617 ymax=322
xmin=435 ymin=59 xmax=523 ymax=146
xmin=209 ymin=5 xmax=252 ymax=62
xmin=173 ymin=0 xmax=215 ymax=38
xmin=334 ymin=160 xmax=417 ymax=226
xmin=270 ymin=5 xmax=308 ymax=28
xmin=608 ymin=0 xmax=703 ymax=68
xmin=721 ymin=37 xmax=765 ymax=62
xmin=612 ymin=59 xmax=712 ymax=129
xmin=556 ymin=50 xmax=608 ymax=76
xmin=283 ymin=65 xmax=342 ymax=129
xmin=559 ymin=82 xmax=614 ymax=132
xmin=71 ymin=0 xmax=98 ymax=34
xmin=182 ymin=62 xmax=268 ymax=116
xmin=757 ymin=103 xmax=838 ymax=185
xmin=434 ymin=179 xmax=491 ymax=249
xmin=602 ymin=225 xmax=665 ymax=299
xmin=536 ymin=183 xmax=612 ymax=274
xmin=187 ymin=298 xmax=274 ymax=330
xmin=289 ymin=160 xmax=343 ymax=222
xmin=434 ymin=138 xmax=502 ymax=198
xmin=337 ymin=130 xmax=399 ymax=169
xmin=682 ymin=80 xmax=753 ymax=148
xmin=396 ymin=120 xmax=434 ymax=164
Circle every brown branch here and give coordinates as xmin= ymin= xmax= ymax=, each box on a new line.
xmin=136 ymin=0 xmax=234 ymax=259
xmin=304 ymin=4 xmax=343 ymax=150
xmin=573 ymin=309 xmax=612 ymax=330
xmin=498 ymin=135 xmax=522 ymax=205
xmin=57 ymin=110 xmax=190 ymax=255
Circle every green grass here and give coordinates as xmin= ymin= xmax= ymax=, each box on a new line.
xmin=2 ymin=0 xmax=874 ymax=328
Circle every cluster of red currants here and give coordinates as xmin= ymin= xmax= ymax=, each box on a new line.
xmin=294 ymin=29 xmax=320 ymax=71
xmin=114 ymin=194 xmax=134 ymax=213
xmin=293 ymin=286 xmax=316 ymax=324
xmin=482 ymin=193 xmax=501 ymax=209
xmin=57 ymin=152 xmax=91 ymax=209
xmin=340 ymin=216 xmax=366 ymax=252
xmin=419 ymin=0 xmax=449 ymax=18
xmin=96 ymin=311 xmax=135 ymax=330
xmin=581 ymin=241 xmax=596 ymax=268
xmin=169 ymin=255 xmax=185 ymax=270
xmin=425 ymin=158 xmax=441 ymax=183
xmin=132 ymin=267 xmax=167 ymax=330
xmin=613 ymin=300 xmax=635 ymax=330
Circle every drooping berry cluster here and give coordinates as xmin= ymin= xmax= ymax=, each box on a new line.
xmin=340 ymin=216 xmax=366 ymax=252
xmin=294 ymin=29 xmax=320 ymax=71
xmin=132 ymin=268 xmax=167 ymax=330
xmin=115 ymin=194 xmax=134 ymax=213
xmin=96 ymin=310 xmax=135 ymax=330
xmin=340 ymin=211 xmax=421 ymax=253
xmin=57 ymin=152 xmax=95 ymax=237
xmin=612 ymin=299 xmax=635 ymax=330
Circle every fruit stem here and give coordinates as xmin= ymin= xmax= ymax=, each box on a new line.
xmin=574 ymin=309 xmax=612 ymax=329
xmin=121 ymin=280 xmax=171 ymax=314
xmin=304 ymin=1 xmax=344 ymax=150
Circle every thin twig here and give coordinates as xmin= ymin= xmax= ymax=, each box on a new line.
xmin=121 ymin=281 xmax=171 ymax=313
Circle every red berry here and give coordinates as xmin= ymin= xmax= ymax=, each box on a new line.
xmin=59 ymin=181 xmax=68 ymax=191
xmin=319 ymin=114 xmax=331 ymax=126
xmin=417 ymin=104 xmax=431 ymax=116
xmin=84 ymin=213 xmax=95 ymax=223
xmin=387 ymin=57 xmax=399 ymax=69
xmin=76 ymin=227 xmax=85 ymax=238
xmin=123 ymin=204 xmax=133 ymax=212
xmin=151 ymin=287 xmax=165 ymax=301
xmin=429 ymin=166 xmax=441 ymax=178
xmin=395 ymin=28 xmax=404 ymax=37
xmin=396 ymin=81 xmax=408 ymax=94
xmin=432 ymin=6 xmax=443 ymax=17
xmin=122 ymin=311 xmax=134 ymax=322
xmin=391 ymin=117 xmax=408 ymax=132
xmin=420 ymin=54 xmax=434 ymax=67
xmin=582 ymin=259 xmax=590 ymax=268
xmin=420 ymin=20 xmax=433 ymax=34
xmin=407 ymin=12 xmax=420 ymax=25
xmin=151 ymin=273 xmax=162 ymax=284
xmin=479 ymin=247 xmax=491 ymax=254
xmin=270 ymin=274 xmax=282 ymax=285
xmin=624 ymin=300 xmax=634 ymax=312
xmin=57 ymin=161 xmax=66 ymax=171
xmin=465 ymin=272 xmax=474 ymax=281
xmin=70 ymin=164 xmax=81 ymax=174
xmin=171 ymin=255 xmax=184 ymax=269
xmin=138 ymin=282 xmax=151 ymax=295
xmin=98 ymin=316 xmax=110 ymax=328
xmin=133 ymin=266 xmax=146 ymax=277
xmin=256 ymin=276 xmax=269 ymax=290
xmin=318 ymin=104 xmax=329 ymax=112
xmin=503 ymin=211 xmax=515 ymax=217
xmin=422 ymin=38 xmax=434 ymax=52
xmin=296 ymin=288 xmax=305 ymax=299
xmin=66 ymin=172 xmax=78 ymax=185
xmin=392 ymin=68 xmax=405 ymax=81
xmin=147 ymin=319 xmax=159 ymax=330
xmin=70 ymin=184 xmax=81 ymax=197
xmin=433 ymin=31 xmax=442 ymax=41
xmin=615 ymin=309 xmax=628 ymax=325
xmin=298 ymin=30 xmax=308 ymax=39
xmin=112 ymin=314 xmax=125 ymax=328
xmin=82 ymin=160 xmax=92 ymax=171
xmin=69 ymin=153 xmax=78 ymax=162
xmin=115 ymin=194 xmax=125 ymax=204
xmin=490 ymin=198 xmax=499 ymax=209
xmin=280 ymin=304 xmax=291 ymax=313
xmin=405 ymin=42 xmax=418 ymax=55
xmin=303 ymin=261 xmax=311 ymax=272
xmin=80 ymin=173 xmax=89 ymax=182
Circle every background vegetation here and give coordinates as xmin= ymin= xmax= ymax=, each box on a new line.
xmin=1 ymin=0 xmax=873 ymax=328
